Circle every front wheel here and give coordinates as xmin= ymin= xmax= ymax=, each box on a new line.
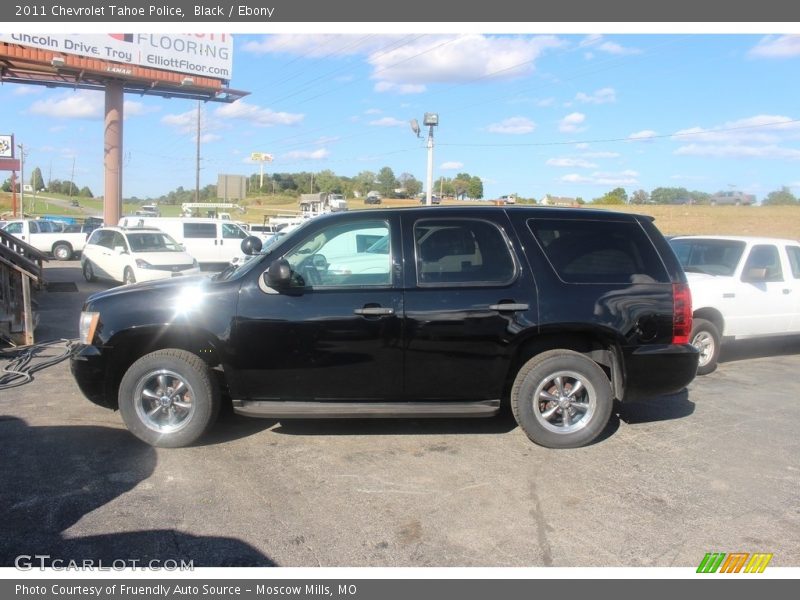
xmin=511 ymin=350 xmax=613 ymax=449
xmin=118 ymin=349 xmax=220 ymax=448
xmin=82 ymin=260 xmax=96 ymax=282
xmin=691 ymin=318 xmax=721 ymax=375
xmin=123 ymin=267 xmax=136 ymax=285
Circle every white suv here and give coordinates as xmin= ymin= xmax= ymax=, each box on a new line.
xmin=669 ymin=235 xmax=800 ymax=374
xmin=81 ymin=227 xmax=200 ymax=285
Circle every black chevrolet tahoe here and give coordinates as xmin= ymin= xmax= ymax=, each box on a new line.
xmin=71 ymin=206 xmax=698 ymax=449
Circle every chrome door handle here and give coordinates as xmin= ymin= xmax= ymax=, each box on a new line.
xmin=354 ymin=307 xmax=394 ymax=316
xmin=489 ymin=303 xmax=529 ymax=311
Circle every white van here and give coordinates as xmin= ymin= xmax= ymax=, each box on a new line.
xmin=118 ymin=217 xmax=249 ymax=266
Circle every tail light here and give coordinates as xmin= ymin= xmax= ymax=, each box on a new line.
xmin=672 ymin=283 xmax=692 ymax=344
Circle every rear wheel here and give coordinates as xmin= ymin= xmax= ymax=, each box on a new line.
xmin=691 ymin=318 xmax=721 ymax=375
xmin=511 ymin=350 xmax=613 ymax=449
xmin=118 ymin=349 xmax=220 ymax=448
xmin=53 ymin=243 xmax=72 ymax=261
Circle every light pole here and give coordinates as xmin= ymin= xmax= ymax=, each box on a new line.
xmin=410 ymin=113 xmax=439 ymax=206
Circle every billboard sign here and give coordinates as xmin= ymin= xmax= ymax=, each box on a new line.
xmin=0 ymin=135 xmax=13 ymax=158
xmin=0 ymin=33 xmax=232 ymax=79
xmin=250 ymin=152 xmax=274 ymax=162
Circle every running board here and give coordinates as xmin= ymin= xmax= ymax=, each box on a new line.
xmin=232 ymin=399 xmax=500 ymax=419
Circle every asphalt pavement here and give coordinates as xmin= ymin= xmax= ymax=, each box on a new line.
xmin=1 ymin=261 xmax=798 ymax=568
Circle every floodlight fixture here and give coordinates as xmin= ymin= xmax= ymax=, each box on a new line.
xmin=50 ymin=56 xmax=66 ymax=68
xmin=410 ymin=119 xmax=420 ymax=137
xmin=423 ymin=112 xmax=439 ymax=126
xmin=181 ymin=77 xmax=195 ymax=86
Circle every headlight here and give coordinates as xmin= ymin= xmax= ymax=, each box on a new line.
xmin=135 ymin=259 xmax=153 ymax=269
xmin=79 ymin=311 xmax=100 ymax=345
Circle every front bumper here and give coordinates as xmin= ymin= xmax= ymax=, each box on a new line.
xmin=70 ymin=344 xmax=114 ymax=408
xmin=623 ymin=343 xmax=699 ymax=401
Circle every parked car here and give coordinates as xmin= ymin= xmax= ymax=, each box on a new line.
xmin=669 ymin=235 xmax=800 ymax=374
xmin=117 ymin=216 xmax=249 ymax=268
xmin=1 ymin=218 xmax=88 ymax=260
xmin=81 ymin=226 xmax=200 ymax=285
xmin=71 ymin=206 xmax=698 ymax=449
xmin=365 ymin=191 xmax=382 ymax=205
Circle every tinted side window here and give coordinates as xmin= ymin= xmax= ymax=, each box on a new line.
xmin=90 ymin=230 xmax=115 ymax=249
xmin=414 ymin=219 xmax=516 ymax=286
xmin=742 ymin=245 xmax=783 ymax=282
xmin=528 ymin=218 xmax=669 ymax=284
xmin=183 ymin=223 xmax=217 ymax=239
xmin=786 ymin=246 xmax=800 ymax=279
xmin=28 ymin=221 xmax=40 ymax=233
xmin=5 ymin=222 xmax=23 ymax=234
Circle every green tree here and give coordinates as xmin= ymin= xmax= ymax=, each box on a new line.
xmin=315 ymin=169 xmax=340 ymax=194
xmin=650 ymin=187 xmax=689 ymax=205
xmin=398 ymin=172 xmax=422 ymax=197
xmin=688 ymin=190 xmax=711 ymax=205
xmin=468 ymin=176 xmax=484 ymax=200
xmin=30 ymin=167 xmax=45 ymax=191
xmin=594 ymin=187 xmax=627 ymax=205
xmin=376 ymin=166 xmax=397 ymax=198
xmin=763 ymin=187 xmax=798 ymax=205
xmin=79 ymin=186 xmax=93 ymax=198
xmin=631 ymin=189 xmax=649 ymax=205
xmin=354 ymin=170 xmax=377 ymax=196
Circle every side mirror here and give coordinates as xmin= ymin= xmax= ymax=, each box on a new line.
xmin=241 ymin=235 xmax=263 ymax=255
xmin=114 ymin=245 xmax=126 ymax=255
xmin=264 ymin=259 xmax=292 ymax=287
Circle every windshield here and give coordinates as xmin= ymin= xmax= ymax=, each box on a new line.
xmin=127 ymin=232 xmax=183 ymax=253
xmin=669 ymin=238 xmax=746 ymax=276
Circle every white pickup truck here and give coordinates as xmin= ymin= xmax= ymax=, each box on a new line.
xmin=669 ymin=235 xmax=800 ymax=374
xmin=1 ymin=218 xmax=89 ymax=260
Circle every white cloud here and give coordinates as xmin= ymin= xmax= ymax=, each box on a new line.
xmin=123 ymin=101 xmax=159 ymax=117
xmin=559 ymin=112 xmax=586 ymax=133
xmin=574 ymin=143 xmax=590 ymax=150
xmin=579 ymin=35 xmax=640 ymax=56
xmin=364 ymin=108 xmax=382 ymax=115
xmin=628 ymin=130 xmax=658 ymax=142
xmin=200 ymin=133 xmax=222 ymax=144
xmin=241 ymin=34 xmax=385 ymax=57
xmin=561 ymin=170 xmax=639 ymax=186
xmin=161 ymin=110 xmax=199 ymax=135
xmin=671 ymin=174 xmax=708 ymax=181
xmin=374 ymin=81 xmax=426 ymax=94
xmin=536 ymin=97 xmax=556 ymax=107
xmin=673 ymin=144 xmax=800 ymax=161
xmin=285 ymin=148 xmax=330 ymax=161
xmin=440 ymin=161 xmax=464 ymax=170
xmin=13 ymin=86 xmax=43 ymax=96
xmin=749 ymin=35 xmax=800 ymax=58
xmin=215 ymin=101 xmax=304 ymax=127
xmin=27 ymin=90 xmax=102 ymax=119
xmin=487 ymin=116 xmax=536 ymax=135
xmin=575 ymin=88 xmax=616 ymax=104
xmin=546 ymin=157 xmax=598 ymax=169
xmin=369 ymin=117 xmax=407 ymax=127
xmin=369 ymin=34 xmax=563 ymax=90
xmin=672 ymin=115 xmax=800 ymax=144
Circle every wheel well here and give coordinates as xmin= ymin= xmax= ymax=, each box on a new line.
xmin=503 ymin=332 xmax=621 ymax=404
xmin=693 ymin=307 xmax=724 ymax=336
xmin=104 ymin=328 xmax=223 ymax=409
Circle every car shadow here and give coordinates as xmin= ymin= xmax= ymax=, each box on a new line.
xmin=0 ymin=416 xmax=273 ymax=567
xmin=616 ymin=389 xmax=695 ymax=424
xmin=719 ymin=336 xmax=800 ymax=365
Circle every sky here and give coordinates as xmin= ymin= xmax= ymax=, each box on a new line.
xmin=4 ymin=32 xmax=800 ymax=201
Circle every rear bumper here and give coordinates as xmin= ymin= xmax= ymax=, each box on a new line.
xmin=70 ymin=344 xmax=114 ymax=408
xmin=623 ymin=343 xmax=699 ymax=400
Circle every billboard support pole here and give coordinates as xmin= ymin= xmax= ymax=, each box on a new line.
xmin=104 ymin=80 xmax=124 ymax=226
xmin=11 ymin=171 xmax=17 ymax=217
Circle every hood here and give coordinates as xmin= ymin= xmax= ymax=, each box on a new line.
xmin=86 ymin=273 xmax=210 ymax=304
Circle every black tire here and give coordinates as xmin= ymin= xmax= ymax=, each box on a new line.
xmin=511 ymin=349 xmax=613 ymax=449
xmin=82 ymin=260 xmax=96 ymax=282
xmin=691 ymin=318 xmax=721 ymax=376
xmin=123 ymin=267 xmax=136 ymax=285
xmin=52 ymin=242 xmax=73 ymax=261
xmin=118 ymin=349 xmax=220 ymax=448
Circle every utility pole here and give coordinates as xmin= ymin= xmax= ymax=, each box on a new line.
xmin=69 ymin=156 xmax=76 ymax=201
xmin=195 ymin=101 xmax=201 ymax=203
xmin=17 ymin=143 xmax=25 ymax=214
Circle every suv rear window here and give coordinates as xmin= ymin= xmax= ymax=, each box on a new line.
xmin=528 ymin=218 xmax=669 ymax=284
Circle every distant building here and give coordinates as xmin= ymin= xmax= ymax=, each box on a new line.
xmin=542 ymin=194 xmax=578 ymax=207
xmin=709 ymin=191 xmax=755 ymax=206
